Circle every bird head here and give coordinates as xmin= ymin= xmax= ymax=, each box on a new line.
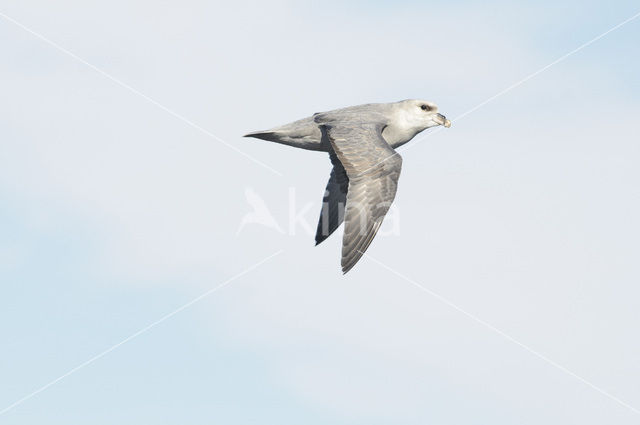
xmin=397 ymin=99 xmax=451 ymax=131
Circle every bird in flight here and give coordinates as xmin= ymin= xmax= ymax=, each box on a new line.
xmin=244 ymin=99 xmax=451 ymax=273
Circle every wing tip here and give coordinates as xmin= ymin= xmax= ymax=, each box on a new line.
xmin=340 ymin=251 xmax=361 ymax=274
xmin=340 ymin=253 xmax=361 ymax=274
xmin=341 ymin=264 xmax=355 ymax=274
xmin=315 ymin=229 xmax=328 ymax=246
xmin=340 ymin=221 xmax=383 ymax=275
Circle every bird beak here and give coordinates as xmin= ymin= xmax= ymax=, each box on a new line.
xmin=434 ymin=113 xmax=451 ymax=128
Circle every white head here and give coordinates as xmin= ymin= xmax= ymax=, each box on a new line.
xmin=395 ymin=99 xmax=451 ymax=131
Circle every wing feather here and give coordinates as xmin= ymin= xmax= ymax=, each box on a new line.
xmin=315 ymin=114 xmax=402 ymax=273
xmin=315 ymin=151 xmax=349 ymax=245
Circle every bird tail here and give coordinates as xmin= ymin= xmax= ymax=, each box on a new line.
xmin=243 ymin=115 xmax=325 ymax=151
xmin=243 ymin=131 xmax=279 ymax=142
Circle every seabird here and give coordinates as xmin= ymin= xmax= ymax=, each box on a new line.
xmin=244 ymin=99 xmax=451 ymax=273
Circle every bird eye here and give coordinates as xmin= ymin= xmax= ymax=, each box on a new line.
xmin=420 ymin=104 xmax=430 ymax=111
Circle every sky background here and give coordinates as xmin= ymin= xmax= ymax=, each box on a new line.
xmin=1 ymin=0 xmax=640 ymax=423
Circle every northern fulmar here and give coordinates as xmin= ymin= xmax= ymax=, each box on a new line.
xmin=244 ymin=99 xmax=451 ymax=273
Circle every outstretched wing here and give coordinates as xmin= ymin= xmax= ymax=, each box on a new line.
xmin=315 ymin=151 xmax=349 ymax=245
xmin=315 ymin=112 xmax=402 ymax=273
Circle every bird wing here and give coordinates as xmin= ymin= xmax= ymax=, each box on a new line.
xmin=315 ymin=151 xmax=349 ymax=245
xmin=314 ymin=112 xmax=403 ymax=273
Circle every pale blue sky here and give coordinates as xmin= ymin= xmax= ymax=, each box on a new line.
xmin=1 ymin=1 xmax=640 ymax=424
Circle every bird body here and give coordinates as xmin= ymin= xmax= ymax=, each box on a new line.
xmin=244 ymin=99 xmax=451 ymax=273
xmin=245 ymin=100 xmax=450 ymax=152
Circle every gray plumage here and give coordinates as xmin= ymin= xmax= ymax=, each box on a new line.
xmin=315 ymin=150 xmax=348 ymax=246
xmin=244 ymin=99 xmax=451 ymax=273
